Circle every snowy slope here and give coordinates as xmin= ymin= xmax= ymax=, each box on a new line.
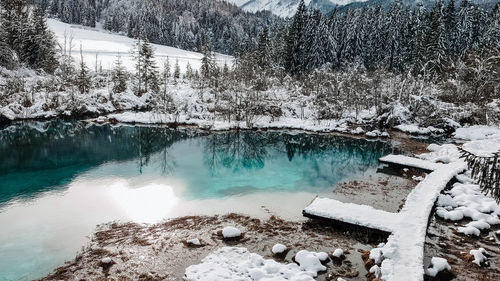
xmin=227 ymin=0 xmax=367 ymax=18
xmin=47 ymin=19 xmax=232 ymax=73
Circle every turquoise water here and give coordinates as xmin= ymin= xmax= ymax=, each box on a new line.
xmin=0 ymin=121 xmax=392 ymax=280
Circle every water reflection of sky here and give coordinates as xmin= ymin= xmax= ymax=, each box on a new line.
xmin=0 ymin=121 xmax=394 ymax=280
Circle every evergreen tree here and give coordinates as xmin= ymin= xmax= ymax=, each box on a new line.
xmin=256 ymin=27 xmax=271 ymax=70
xmin=111 ymin=55 xmax=127 ymax=94
xmin=200 ymin=39 xmax=216 ymax=80
xmin=185 ymin=61 xmax=193 ymax=79
xmin=76 ymin=48 xmax=91 ymax=94
xmin=25 ymin=7 xmax=58 ymax=73
xmin=174 ymin=58 xmax=180 ymax=80
xmin=0 ymin=14 xmax=16 ymax=69
xmin=481 ymin=2 xmax=500 ymax=48
xmin=444 ymin=0 xmax=457 ymax=53
xmin=424 ymin=1 xmax=447 ymax=77
xmin=135 ymin=38 xmax=159 ymax=95
xmin=285 ymin=0 xmax=307 ymax=74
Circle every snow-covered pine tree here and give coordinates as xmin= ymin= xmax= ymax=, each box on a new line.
xmin=135 ymin=38 xmax=159 ymax=95
xmin=256 ymin=27 xmax=271 ymax=70
xmin=111 ymin=55 xmax=127 ymax=94
xmin=424 ymin=1 xmax=447 ymax=77
xmin=185 ymin=61 xmax=194 ymax=79
xmin=76 ymin=47 xmax=91 ymax=94
xmin=25 ymin=7 xmax=58 ymax=73
xmin=174 ymin=58 xmax=180 ymax=81
xmin=0 ymin=11 xmax=16 ymax=69
xmin=1 ymin=0 xmax=30 ymax=63
xmin=481 ymin=2 xmax=500 ymax=48
xmin=285 ymin=0 xmax=307 ymax=74
xmin=444 ymin=0 xmax=457 ymax=54
xmin=201 ymin=38 xmax=216 ymax=80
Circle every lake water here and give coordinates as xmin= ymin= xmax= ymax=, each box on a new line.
xmin=0 ymin=121 xmax=393 ymax=280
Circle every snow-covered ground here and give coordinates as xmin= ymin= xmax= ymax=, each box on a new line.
xmin=47 ymin=19 xmax=233 ymax=72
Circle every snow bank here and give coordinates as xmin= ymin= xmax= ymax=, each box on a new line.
xmin=454 ymin=125 xmax=500 ymax=141
xmin=184 ymin=247 xmax=324 ymax=281
xmin=394 ymin=124 xmax=444 ymax=135
xmin=434 ymin=176 xmax=500 ymax=236
xmin=418 ymin=144 xmax=461 ymax=164
xmin=331 ymin=249 xmax=344 ymax=258
xmin=462 ymin=138 xmax=500 ymax=157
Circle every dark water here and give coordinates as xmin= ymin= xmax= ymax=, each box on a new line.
xmin=0 ymin=120 xmax=394 ymax=280
xmin=0 ymin=121 xmax=393 ymax=206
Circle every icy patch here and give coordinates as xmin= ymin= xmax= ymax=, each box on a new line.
xmin=184 ymin=247 xmax=319 ymax=281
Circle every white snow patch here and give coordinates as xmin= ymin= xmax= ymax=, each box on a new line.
xmin=294 ymin=250 xmax=327 ymax=276
xmin=271 ymin=243 xmax=287 ymax=255
xmin=332 ymin=249 xmax=344 ymax=258
xmin=221 ymin=226 xmax=241 ymax=238
xmin=424 ymin=257 xmax=451 ymax=277
xmin=184 ymin=247 xmax=318 ymax=281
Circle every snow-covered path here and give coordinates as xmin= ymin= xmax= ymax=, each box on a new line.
xmin=304 ymin=155 xmax=467 ymax=281
xmin=47 ymin=19 xmax=233 ymax=72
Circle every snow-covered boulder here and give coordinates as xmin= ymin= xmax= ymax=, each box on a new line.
xmin=271 ymin=243 xmax=287 ymax=255
xmin=425 ymin=257 xmax=451 ymax=277
xmin=221 ymin=226 xmax=241 ymax=239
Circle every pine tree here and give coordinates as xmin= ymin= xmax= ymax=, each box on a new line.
xmin=481 ymin=2 xmax=500 ymax=48
xmin=76 ymin=47 xmax=91 ymax=94
xmin=1 ymin=0 xmax=30 ymax=62
xmin=444 ymin=0 xmax=457 ymax=54
xmin=25 ymin=7 xmax=58 ymax=73
xmin=163 ymin=57 xmax=171 ymax=79
xmin=111 ymin=55 xmax=127 ymax=94
xmin=185 ymin=61 xmax=193 ymax=79
xmin=200 ymin=39 xmax=215 ymax=80
xmin=256 ymin=27 xmax=271 ymax=70
xmin=174 ymin=58 xmax=180 ymax=80
xmin=424 ymin=1 xmax=447 ymax=77
xmin=135 ymin=38 xmax=159 ymax=95
xmin=0 ymin=13 xmax=16 ymax=69
xmin=285 ymin=0 xmax=307 ymax=74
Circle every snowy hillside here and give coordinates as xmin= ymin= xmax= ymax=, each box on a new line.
xmin=47 ymin=19 xmax=233 ymax=73
xmin=227 ymin=0 xmax=367 ymax=18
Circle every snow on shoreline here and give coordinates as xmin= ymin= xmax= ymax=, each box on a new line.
xmin=184 ymin=247 xmax=323 ymax=281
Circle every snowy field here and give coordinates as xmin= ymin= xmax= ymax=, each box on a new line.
xmin=47 ymin=19 xmax=233 ymax=73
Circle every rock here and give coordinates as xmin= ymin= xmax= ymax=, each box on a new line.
xmin=271 ymin=243 xmax=287 ymax=255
